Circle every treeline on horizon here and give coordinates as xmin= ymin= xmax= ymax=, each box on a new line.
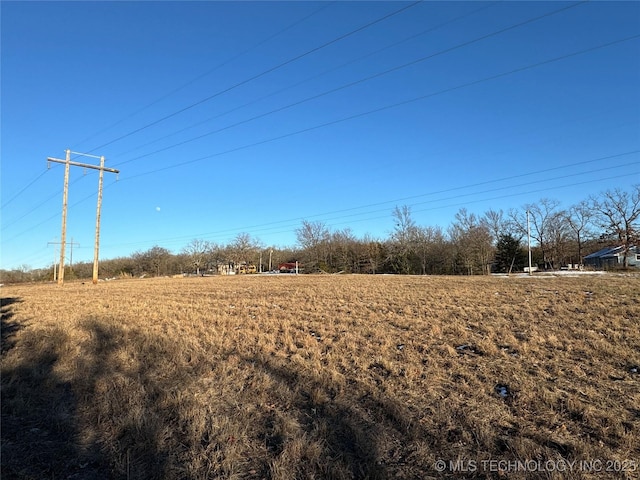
xmin=3 ymin=186 xmax=638 ymax=283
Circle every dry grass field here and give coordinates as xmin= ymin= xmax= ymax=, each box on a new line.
xmin=1 ymin=274 xmax=639 ymax=479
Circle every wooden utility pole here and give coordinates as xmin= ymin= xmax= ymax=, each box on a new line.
xmin=48 ymin=239 xmax=79 ymax=281
xmin=48 ymin=150 xmax=119 ymax=285
xmin=56 ymin=149 xmax=71 ymax=284
xmin=93 ymin=156 xmax=106 ymax=284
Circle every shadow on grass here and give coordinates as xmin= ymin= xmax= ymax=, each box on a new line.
xmin=242 ymin=354 xmax=432 ymax=479
xmin=1 ymin=310 xmax=114 ymax=478
xmin=1 ymin=315 xmax=169 ymax=479
xmin=79 ymin=321 xmax=172 ymax=480
xmin=1 ymin=297 xmax=23 ymax=354
xmin=2 ymin=313 xmax=434 ymax=479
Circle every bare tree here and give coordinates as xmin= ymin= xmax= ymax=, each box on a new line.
xmin=392 ymin=205 xmax=416 ymax=245
xmin=590 ymin=186 xmax=640 ymax=267
xmin=183 ymin=239 xmax=210 ymax=275
xmin=511 ymin=199 xmax=562 ymax=269
xmin=133 ymin=246 xmax=173 ymax=276
xmin=390 ymin=205 xmax=417 ymax=274
xmin=230 ymin=233 xmax=261 ymax=267
xmin=481 ymin=208 xmax=518 ymax=246
xmin=361 ymin=234 xmax=385 ymax=274
xmin=330 ymin=228 xmax=357 ymax=273
xmin=413 ymin=225 xmax=446 ymax=275
xmin=296 ymin=220 xmax=330 ymax=271
xmin=565 ymin=200 xmax=595 ymax=265
xmin=547 ymin=209 xmax=571 ymax=267
xmin=449 ymin=209 xmax=493 ymax=275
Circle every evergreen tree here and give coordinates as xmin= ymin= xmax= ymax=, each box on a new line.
xmin=495 ymin=234 xmax=526 ymax=273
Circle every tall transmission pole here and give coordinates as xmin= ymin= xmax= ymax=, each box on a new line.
xmin=47 ymin=150 xmax=119 ymax=285
xmin=93 ymin=155 xmax=107 ymax=285
xmin=54 ymin=149 xmax=71 ymax=285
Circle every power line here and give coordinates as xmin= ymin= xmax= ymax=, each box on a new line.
xmin=109 ymin=1 xmax=498 ymax=161
xmin=1 ymin=168 xmax=51 ymax=209
xmin=277 ymin=171 xmax=640 ymax=240
xmin=3 ymin=3 xmax=342 ymax=233
xmin=119 ymin=33 xmax=640 ymax=181
xmin=113 ymin=1 xmax=584 ymax=168
xmin=3 ymin=34 xmax=636 ymax=241
xmin=5 ymin=246 xmax=50 ymax=269
xmin=85 ymin=1 xmax=422 ymax=153
xmin=97 ymin=151 xmax=638 ymax=249
xmin=225 ymin=170 xmax=640 ymax=242
xmin=12 ymin=163 xmax=635 ymax=264
xmin=1 ymin=150 xmax=105 ymax=228
xmin=0 ymin=182 xmax=106 ymax=243
xmin=1 ymin=167 xmax=116 ymax=242
xmin=226 ymin=166 xmax=640 ymax=237
xmin=6 ymin=3 xmax=640 ymax=268
xmin=367 ymin=161 xmax=640 ymax=220
xmin=72 ymin=2 xmax=336 ymax=150
xmin=1 ymin=171 xmax=94 ymax=232
xmin=0 ymin=1 xmax=596 ymax=223
xmin=100 ymin=171 xmax=640 ymax=252
xmin=1 ymin=190 xmax=61 ymax=231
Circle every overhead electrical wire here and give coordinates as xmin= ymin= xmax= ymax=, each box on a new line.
xmin=1 ymin=150 xmax=111 ymax=220
xmin=10 ymin=149 xmax=634 ymax=248
xmin=286 ymin=171 xmax=640 ymax=239
xmin=1 ymin=173 xmax=115 ymax=243
xmin=117 ymin=33 xmax=640 ymax=181
xmin=1 ymin=169 xmax=52 ymax=209
xmin=1 ymin=172 xmax=95 ymax=232
xmin=8 ymin=29 xmax=633 ymax=243
xmin=96 ymin=150 xmax=639 ymax=249
xmin=110 ymin=1 xmax=498 ymax=160
xmin=113 ymin=0 xmax=585 ymax=168
xmin=113 ymin=1 xmax=582 ymax=166
xmin=100 ymin=170 xmax=640 ymax=251
xmin=1 ymin=190 xmax=62 ymax=232
xmin=4 ymin=2 xmax=637 ymax=260
xmin=4 ymin=32 xmax=637 ymax=245
xmin=2 ymin=1 xmax=420 ymax=229
xmin=71 ymin=2 xmax=336 ymax=150
xmin=84 ymin=1 xmax=422 ymax=153
xmin=1 ymin=3 xmax=335 ymax=211
xmin=0 ymin=1 xmax=594 ymax=218
xmin=251 ymin=151 xmax=640 ymax=226
xmin=3 ymin=0 xmax=423 ymax=236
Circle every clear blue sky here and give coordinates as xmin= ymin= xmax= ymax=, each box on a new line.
xmin=2 ymin=1 xmax=639 ymax=271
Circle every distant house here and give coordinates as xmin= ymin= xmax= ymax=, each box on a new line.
xmin=583 ymin=245 xmax=639 ymax=269
xmin=217 ymin=263 xmax=236 ymax=275
xmin=278 ymin=262 xmax=301 ymax=273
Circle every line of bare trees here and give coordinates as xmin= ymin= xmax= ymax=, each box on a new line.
xmin=3 ymin=186 xmax=637 ymax=282
xmin=295 ymin=186 xmax=639 ymax=274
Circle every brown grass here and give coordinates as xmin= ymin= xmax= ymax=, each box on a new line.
xmin=1 ymin=274 xmax=639 ymax=479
